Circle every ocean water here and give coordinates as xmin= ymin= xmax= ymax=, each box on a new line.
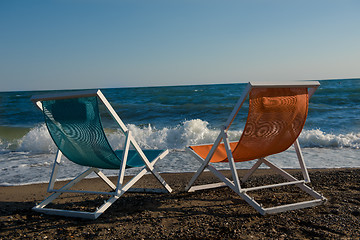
xmin=0 ymin=79 xmax=359 ymax=186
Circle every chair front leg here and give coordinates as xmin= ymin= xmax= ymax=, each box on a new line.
xmin=293 ymin=139 xmax=310 ymax=183
xmin=185 ymin=132 xmax=224 ymax=191
xmin=128 ymin=135 xmax=172 ymax=192
xmin=48 ymin=149 xmax=63 ymax=192
xmin=241 ymin=158 xmax=264 ymax=183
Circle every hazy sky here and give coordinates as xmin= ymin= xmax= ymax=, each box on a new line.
xmin=1 ymin=0 xmax=360 ymax=91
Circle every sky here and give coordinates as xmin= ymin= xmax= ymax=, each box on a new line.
xmin=1 ymin=0 xmax=360 ymax=91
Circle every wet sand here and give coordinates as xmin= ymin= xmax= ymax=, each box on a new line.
xmin=1 ymin=168 xmax=360 ymax=239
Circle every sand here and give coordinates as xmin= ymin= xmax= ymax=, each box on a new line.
xmin=1 ymin=168 xmax=360 ymax=239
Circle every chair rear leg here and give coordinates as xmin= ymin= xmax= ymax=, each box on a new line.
xmin=116 ymin=150 xmax=173 ymax=194
xmin=36 ymin=167 xmax=96 ymax=204
xmin=241 ymin=158 xmax=264 ymax=183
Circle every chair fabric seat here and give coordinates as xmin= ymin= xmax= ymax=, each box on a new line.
xmin=115 ymin=149 xmax=163 ymax=168
xmin=42 ymin=96 xmax=163 ymax=169
xmin=190 ymin=142 xmax=238 ymax=163
xmin=60 ymin=149 xmax=163 ymax=170
xmin=190 ymin=87 xmax=308 ymax=163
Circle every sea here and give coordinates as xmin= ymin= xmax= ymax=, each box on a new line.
xmin=0 ymin=79 xmax=359 ymax=186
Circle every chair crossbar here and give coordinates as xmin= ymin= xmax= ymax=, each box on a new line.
xmin=126 ymin=188 xmax=169 ymax=193
xmin=240 ymin=180 xmax=305 ymax=193
xmin=188 ymin=182 xmax=228 ymax=192
xmin=33 ymin=207 xmax=98 ymax=220
xmin=48 ymin=189 xmax=117 ymax=195
xmin=95 ymin=170 xmax=117 ymax=190
xmin=263 ymin=199 xmax=325 ymax=215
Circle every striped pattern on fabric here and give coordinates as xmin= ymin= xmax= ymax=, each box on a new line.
xmin=42 ymin=97 xmax=160 ymax=169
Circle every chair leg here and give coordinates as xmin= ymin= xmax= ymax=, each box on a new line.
xmin=187 ymin=162 xmax=238 ymax=193
xmin=34 ymin=146 xmax=171 ymax=219
xmin=293 ymin=139 xmax=310 ymax=182
xmin=33 ymin=164 xmax=159 ymax=219
xmin=185 ymin=132 xmax=227 ymax=191
xmin=185 ymin=148 xmax=326 ymax=215
xmin=48 ymin=149 xmax=63 ymax=191
xmin=112 ymin=148 xmax=173 ymax=196
xmin=94 ymin=169 xmax=116 ymax=190
xmin=222 ymin=132 xmax=242 ymax=192
xmin=238 ymin=158 xmax=326 ymax=215
xmin=241 ymin=158 xmax=264 ymax=183
xmin=262 ymin=158 xmax=324 ymax=199
xmin=146 ymin=150 xmax=173 ymax=193
xmin=129 ymin=135 xmax=173 ymax=193
xmin=33 ymin=167 xmax=105 ymax=219
xmin=185 ymin=157 xmax=209 ymax=191
xmin=185 ymin=147 xmax=238 ymax=193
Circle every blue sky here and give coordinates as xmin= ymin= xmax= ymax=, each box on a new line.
xmin=1 ymin=0 xmax=360 ymax=91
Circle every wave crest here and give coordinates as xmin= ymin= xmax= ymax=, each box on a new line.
xmin=299 ymin=129 xmax=360 ymax=149
xmin=17 ymin=124 xmax=57 ymax=153
xmin=108 ymin=119 xmax=242 ymax=150
xmin=1 ymin=120 xmax=359 ymax=154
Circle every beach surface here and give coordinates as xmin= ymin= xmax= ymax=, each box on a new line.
xmin=1 ymin=168 xmax=359 ymax=239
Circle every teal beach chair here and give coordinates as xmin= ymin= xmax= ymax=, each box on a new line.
xmin=31 ymin=90 xmax=172 ymax=219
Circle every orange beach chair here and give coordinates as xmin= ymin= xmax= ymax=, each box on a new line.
xmin=185 ymin=81 xmax=326 ymax=215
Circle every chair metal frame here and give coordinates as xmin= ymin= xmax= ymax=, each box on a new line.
xmin=31 ymin=89 xmax=172 ymax=219
xmin=185 ymin=81 xmax=326 ymax=215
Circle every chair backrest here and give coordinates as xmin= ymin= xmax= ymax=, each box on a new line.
xmin=42 ymin=96 xmax=122 ymax=169
xmin=231 ymin=87 xmax=308 ymax=162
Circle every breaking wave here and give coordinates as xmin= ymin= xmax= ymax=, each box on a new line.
xmin=1 ymin=119 xmax=359 ymax=154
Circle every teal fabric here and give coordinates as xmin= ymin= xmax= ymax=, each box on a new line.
xmin=42 ymin=97 xmax=160 ymax=169
xmin=115 ymin=149 xmax=163 ymax=168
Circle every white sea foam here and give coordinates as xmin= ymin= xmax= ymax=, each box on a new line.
xmin=1 ymin=120 xmax=359 ymax=155
xmin=299 ymin=129 xmax=360 ymax=149
xmin=1 ymin=80 xmax=359 ymax=186
xmin=107 ymin=119 xmax=242 ymax=150
xmin=300 ymin=129 xmax=360 ymax=149
xmin=0 ymin=120 xmax=359 ymax=186
xmin=17 ymin=124 xmax=57 ymax=153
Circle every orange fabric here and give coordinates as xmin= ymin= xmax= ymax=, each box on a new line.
xmin=190 ymin=87 xmax=308 ymax=163
xmin=190 ymin=142 xmax=238 ymax=162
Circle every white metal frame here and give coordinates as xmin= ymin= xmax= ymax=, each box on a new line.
xmin=31 ymin=89 xmax=172 ymax=219
xmin=185 ymin=81 xmax=327 ymax=215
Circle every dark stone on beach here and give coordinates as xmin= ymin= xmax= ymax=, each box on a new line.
xmin=1 ymin=168 xmax=360 ymax=239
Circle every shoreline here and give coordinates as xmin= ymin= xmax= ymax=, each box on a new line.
xmin=1 ymin=168 xmax=360 ymax=239
xmin=3 ymin=166 xmax=360 ymax=188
